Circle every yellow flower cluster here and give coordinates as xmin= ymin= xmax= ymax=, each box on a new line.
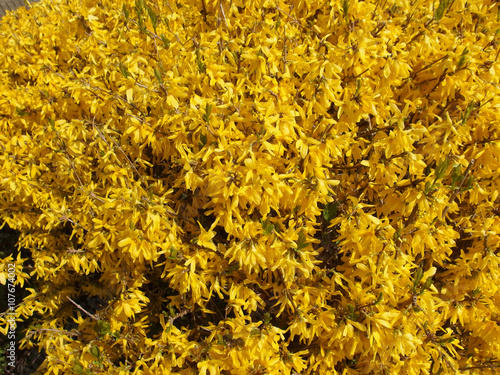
xmin=0 ymin=0 xmax=500 ymax=373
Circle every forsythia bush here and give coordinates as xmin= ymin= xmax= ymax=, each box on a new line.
xmin=1 ymin=0 xmax=500 ymax=373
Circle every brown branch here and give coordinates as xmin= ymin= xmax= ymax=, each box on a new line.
xmin=52 ymin=126 xmax=85 ymax=189
xmin=404 ymin=204 xmax=420 ymax=227
xmin=331 ymin=163 xmax=364 ymax=170
xmin=459 ymin=362 xmax=500 ymax=371
xmin=168 ymin=309 xmax=190 ymax=325
xmin=426 ymin=68 xmax=449 ymax=96
xmin=278 ymin=270 xmax=298 ymax=315
xmin=89 ymin=117 xmax=145 ymax=183
xmin=411 ymin=55 xmax=449 ymax=79
xmin=67 ymin=296 xmax=99 ymax=321
xmin=27 ymin=328 xmax=80 ymax=338
xmin=276 ymin=5 xmax=307 ymax=31
xmin=353 ymin=68 xmax=370 ymax=79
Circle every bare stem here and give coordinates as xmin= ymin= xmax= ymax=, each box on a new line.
xmin=67 ymin=296 xmax=99 ymax=321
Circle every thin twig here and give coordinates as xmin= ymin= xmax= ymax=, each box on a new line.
xmin=218 ymin=0 xmax=228 ymax=28
xmin=89 ymin=117 xmax=145 ymax=183
xmin=459 ymin=362 xmax=500 ymax=371
xmin=276 ymin=5 xmax=306 ymax=31
xmin=27 ymin=328 xmax=80 ymax=338
xmin=410 ymin=55 xmax=448 ymax=78
xmin=51 ymin=125 xmax=85 ymax=189
xmin=66 ymin=296 xmax=99 ymax=321
xmin=168 ymin=309 xmax=190 ymax=325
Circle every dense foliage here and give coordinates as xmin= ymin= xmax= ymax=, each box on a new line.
xmin=1 ymin=0 xmax=500 ymax=373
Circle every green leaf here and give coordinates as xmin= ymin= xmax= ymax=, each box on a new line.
xmin=435 ymin=159 xmax=449 ymax=179
xmin=224 ymin=262 xmax=239 ymax=275
xmin=374 ymin=292 xmax=383 ymax=305
xmin=438 ymin=337 xmax=455 ymax=345
xmin=123 ymin=4 xmax=129 ymax=20
xmin=203 ymin=103 xmax=212 ymax=123
xmin=450 ymin=164 xmax=462 ymax=187
xmin=168 ymin=305 xmax=176 ymax=317
xmin=135 ymin=0 xmax=145 ymax=32
xmin=261 ymin=219 xmax=275 ymax=235
xmin=296 ymin=230 xmax=309 ymax=251
xmin=168 ymin=246 xmax=178 ymax=259
xmin=217 ymin=333 xmax=224 ymax=345
xmin=90 ymin=346 xmax=100 ymax=358
xmin=414 ymin=267 xmax=424 ymax=286
xmin=119 ymin=62 xmax=129 ymax=78
xmin=196 ymin=49 xmax=206 ymax=73
xmin=135 ymin=0 xmax=143 ymax=14
xmin=463 ymin=176 xmax=474 ymax=191
xmin=73 ymin=362 xmax=84 ymax=374
xmin=322 ymin=202 xmax=339 ymax=222
xmin=250 ymin=328 xmax=261 ymax=336
xmin=16 ymin=107 xmax=28 ymax=116
xmin=199 ymin=133 xmax=207 ymax=147
xmin=457 ymin=47 xmax=469 ymax=70
xmin=263 ymin=312 xmax=272 ymax=325
xmin=154 ymin=67 xmax=163 ymax=84
xmin=420 ymin=277 xmax=433 ymax=294
xmin=434 ymin=0 xmax=452 ymax=21
xmin=147 ymin=6 xmax=158 ymax=32
xmin=461 ymin=101 xmax=475 ymax=124
xmin=95 ymin=320 xmax=110 ymax=336
xmin=424 ymin=181 xmax=432 ymax=195
xmin=138 ymin=17 xmax=145 ymax=32
xmin=393 ymin=227 xmax=402 ymax=242
xmin=346 ymin=304 xmax=356 ymax=320
xmin=275 ymin=17 xmax=281 ymax=30
xmin=341 ymin=0 xmax=350 ymax=18
xmin=160 ymin=33 xmax=170 ymax=48
xmin=231 ymin=50 xmax=240 ymax=64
